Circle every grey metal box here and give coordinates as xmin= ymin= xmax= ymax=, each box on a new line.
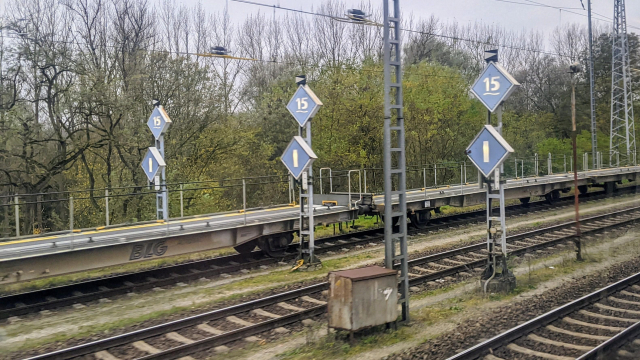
xmin=328 ymin=266 xmax=398 ymax=331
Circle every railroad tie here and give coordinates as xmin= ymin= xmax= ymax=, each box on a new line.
xmin=579 ymin=310 xmax=638 ymax=323
xmin=94 ymin=350 xmax=121 ymax=360
xmin=301 ymin=296 xmax=327 ymax=305
xmin=278 ymin=302 xmax=305 ymax=312
xmin=526 ymin=333 xmax=592 ymax=351
xmin=545 ymin=325 xmax=610 ymax=341
xmin=194 ymin=323 xmax=222 ymax=336
xmin=562 ymin=317 xmax=623 ymax=332
xmin=411 ymin=266 xmax=433 ymax=274
xmin=442 ymin=258 xmax=464 ymax=266
xmin=622 ymin=290 xmax=640 ymax=298
xmin=427 ymin=262 xmax=449 ymax=269
xmin=132 ymin=341 xmax=161 ymax=354
xmin=609 ymin=296 xmax=640 ymax=306
xmin=595 ymin=303 xmax=640 ymax=316
xmin=251 ymin=308 xmax=281 ymax=319
xmin=226 ymin=315 xmax=254 ymax=326
xmin=166 ymin=331 xmax=195 ymax=344
xmin=506 ymin=343 xmax=574 ymax=360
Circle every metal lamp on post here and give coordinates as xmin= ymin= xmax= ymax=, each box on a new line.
xmin=569 ymin=62 xmax=583 ymax=261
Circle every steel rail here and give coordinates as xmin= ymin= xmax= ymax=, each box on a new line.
xmin=24 ymin=283 xmax=327 ymax=360
xmin=444 ymin=271 xmax=640 ymax=360
xmin=0 ymin=188 xmax=631 ymax=320
xmin=24 ymin=202 xmax=640 ymax=360
xmin=0 ymin=188 xmax=585 ymax=319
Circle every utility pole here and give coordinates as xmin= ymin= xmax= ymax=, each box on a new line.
xmin=610 ymin=0 xmax=636 ymax=166
xmin=587 ymin=0 xmax=597 ymax=169
xmin=383 ymin=0 xmax=410 ymax=323
xmin=570 ymin=63 xmax=583 ymax=261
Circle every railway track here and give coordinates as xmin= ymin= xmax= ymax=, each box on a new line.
xmin=21 ymin=204 xmax=640 ymax=360
xmin=0 ymin=187 xmax=634 ymax=320
xmin=445 ymin=271 xmax=640 ymax=360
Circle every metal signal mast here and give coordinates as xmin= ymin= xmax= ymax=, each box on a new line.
xmin=610 ymin=0 xmax=636 ymax=166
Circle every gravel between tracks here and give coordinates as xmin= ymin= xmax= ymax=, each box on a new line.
xmin=385 ymin=234 xmax=640 ymax=360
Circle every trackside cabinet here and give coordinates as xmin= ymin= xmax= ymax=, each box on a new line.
xmin=328 ymin=266 xmax=398 ymax=331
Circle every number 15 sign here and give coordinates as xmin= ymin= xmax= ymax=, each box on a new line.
xmin=286 ymin=85 xmax=323 ymax=127
xmin=470 ymin=62 xmax=520 ymax=113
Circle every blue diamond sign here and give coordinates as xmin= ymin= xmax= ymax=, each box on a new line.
xmin=141 ymin=147 xmax=166 ymax=182
xmin=147 ymin=106 xmax=172 ymax=140
xmin=466 ymin=125 xmax=514 ymax=178
xmin=286 ymin=85 xmax=323 ymax=127
xmin=281 ymin=136 xmax=317 ymax=179
xmin=471 ymin=62 xmax=520 ymax=113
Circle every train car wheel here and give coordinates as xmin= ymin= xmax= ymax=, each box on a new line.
xmin=234 ymin=239 xmax=257 ymax=254
xmin=258 ymin=233 xmax=293 ymax=258
xmin=410 ymin=210 xmax=431 ymax=229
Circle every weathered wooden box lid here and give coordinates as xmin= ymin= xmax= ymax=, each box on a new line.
xmin=330 ymin=266 xmax=397 ymax=281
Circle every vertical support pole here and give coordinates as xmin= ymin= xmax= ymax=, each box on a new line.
xmin=460 ymin=164 xmax=464 ymax=194
xmin=571 ymin=77 xmax=582 ymax=261
xmin=180 ymin=184 xmax=184 ymax=218
xmin=515 ymin=158 xmax=518 ymax=178
xmin=364 ymin=169 xmax=367 ymax=194
xmin=242 ymin=179 xmax=246 ymax=225
xmin=306 ymin=123 xmax=315 ymax=261
xmin=587 ymin=0 xmax=597 ymax=169
xmin=535 ymin=153 xmax=539 ymax=176
xmin=521 ymin=160 xmax=524 ymax=180
xmin=69 ymin=196 xmax=74 ymax=231
xmin=464 ymin=161 xmax=467 ymax=183
xmin=105 ymin=189 xmax=110 ymax=226
xmin=548 ymin=153 xmax=552 ymax=175
xmin=14 ymin=195 xmax=19 ymax=237
xmin=434 ymin=164 xmax=437 ymax=187
xmin=156 ymin=133 xmax=169 ymax=221
xmin=564 ymin=154 xmax=567 ymax=173
xmin=383 ymin=0 xmax=409 ymax=323
xmin=423 ymin=168 xmax=426 ymax=189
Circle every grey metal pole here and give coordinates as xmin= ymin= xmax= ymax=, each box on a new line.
xmin=14 ymin=195 xmax=19 ymax=237
xmin=564 ymin=154 xmax=567 ymax=173
xmin=69 ymin=196 xmax=74 ymax=231
xmin=242 ymin=179 xmax=246 ymax=225
xmin=105 ymin=189 xmax=110 ymax=226
xmin=383 ymin=0 xmax=409 ymax=323
xmin=306 ymin=122 xmax=315 ymax=261
xmin=548 ymin=153 xmax=552 ymax=175
xmin=587 ymin=0 xmax=598 ymax=168
xmin=434 ymin=164 xmax=437 ymax=187
xmin=180 ymin=184 xmax=184 ymax=218
xmin=515 ymin=158 xmax=518 ymax=178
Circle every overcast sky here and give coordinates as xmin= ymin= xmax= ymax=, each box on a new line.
xmin=213 ymin=0 xmax=640 ymax=40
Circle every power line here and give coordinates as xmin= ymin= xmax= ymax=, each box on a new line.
xmin=232 ymin=0 xmax=569 ymax=58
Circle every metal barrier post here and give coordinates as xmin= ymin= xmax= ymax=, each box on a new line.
xmin=180 ymin=184 xmax=184 ymax=218
xmin=564 ymin=154 xmax=567 ymax=173
xmin=319 ymin=168 xmax=332 ymax=194
xmin=364 ymin=169 xmax=367 ymax=193
xmin=434 ymin=164 xmax=437 ymax=186
xmin=242 ymin=178 xmax=246 ymax=225
xmin=617 ymin=152 xmax=620 ymax=167
xmin=347 ymin=170 xmax=362 ymax=210
xmin=570 ymin=156 xmax=573 ymax=173
xmin=515 ymin=158 xmax=518 ymax=178
xmin=422 ymin=168 xmax=426 ymax=189
xmin=464 ymin=161 xmax=467 ymax=183
xmin=14 ymin=195 xmax=19 ymax=237
xmin=535 ymin=153 xmax=538 ymax=176
xmin=105 ymin=189 xmax=110 ymax=226
xmin=460 ymin=164 xmax=464 ymax=194
xmin=69 ymin=196 xmax=74 ymax=231
xmin=548 ymin=153 xmax=552 ymax=175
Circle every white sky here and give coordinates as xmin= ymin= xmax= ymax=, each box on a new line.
xmin=213 ymin=0 xmax=640 ymax=38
